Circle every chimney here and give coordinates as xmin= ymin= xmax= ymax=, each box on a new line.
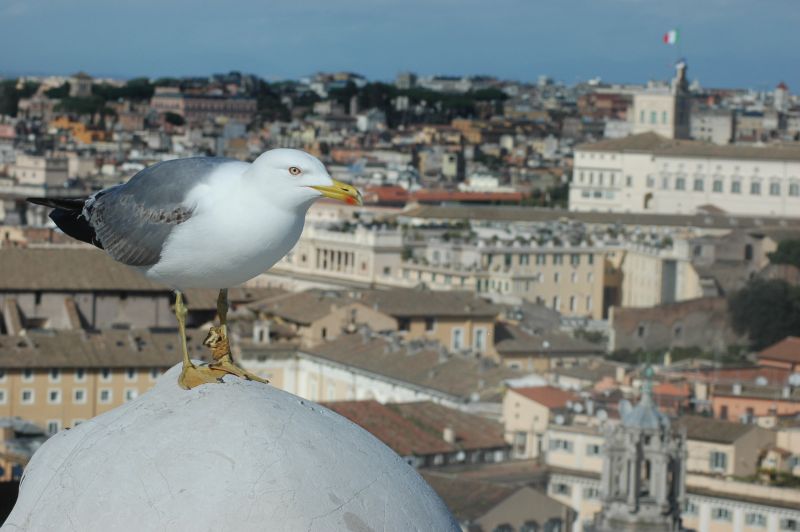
xmin=442 ymin=426 xmax=455 ymax=444
xmin=732 ymin=383 xmax=742 ymax=395
xmin=782 ymin=386 xmax=791 ymax=399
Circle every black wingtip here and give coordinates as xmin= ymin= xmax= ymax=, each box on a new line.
xmin=26 ymin=197 xmax=87 ymax=210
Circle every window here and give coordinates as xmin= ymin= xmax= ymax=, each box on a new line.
xmin=48 ymin=389 xmax=61 ymax=404
xmin=570 ymin=254 xmax=580 ymax=266
xmin=661 ymin=110 xmax=668 ymax=124
xmin=520 ymin=254 xmax=530 ymax=266
xmin=586 ymin=444 xmax=601 ymax=456
xmin=47 ymin=420 xmax=61 ymax=435
xmin=650 ymin=111 xmax=657 ymax=124
xmin=583 ymin=487 xmax=600 ymax=499
xmin=535 ymin=254 xmax=546 ymax=266
xmin=554 ymin=272 xmax=560 ymax=283
xmin=49 ymin=368 xmax=60 ymax=382
xmin=474 ymin=328 xmax=486 ymax=352
xmin=552 ymin=296 xmax=560 ymax=310
xmin=451 ymin=328 xmax=464 ymax=351
xmin=21 ymin=389 xmax=34 ymax=404
xmin=710 ymin=451 xmax=727 ymax=471
xmin=74 ymin=388 xmax=86 ymax=404
xmin=712 ymin=507 xmax=732 ymax=521
xmin=571 ymin=272 xmax=577 ymax=283
xmin=549 ymin=438 xmax=573 ymax=452
xmin=553 ymin=254 xmax=563 ymax=265
xmin=693 ymin=179 xmax=703 ymax=191
xmin=551 ymin=483 xmax=571 ymax=495
xmin=626 ymin=175 xmax=632 ymax=187
xmin=684 ymin=501 xmax=699 ymax=516
xmin=790 ymin=183 xmax=800 ymax=196
xmin=124 ymin=368 xmax=137 ymax=382
xmin=781 ymin=519 xmax=798 ymax=530
xmin=398 ymin=318 xmax=410 ymax=331
xmin=150 ymin=368 xmax=160 ymax=380
xmin=513 ymin=431 xmax=527 ymax=456
xmin=99 ymin=389 xmax=112 ymax=404
xmin=124 ymin=389 xmax=138 ymax=402
xmin=675 ymin=177 xmax=686 ymax=190
xmin=751 ymin=181 xmax=761 ymax=195
xmin=770 ymin=182 xmax=781 ymax=196
xmin=425 ymin=318 xmax=436 ymax=332
xmin=100 ymin=368 xmax=111 ymax=381
xmin=569 ymin=296 xmax=576 ymax=312
xmin=732 ymin=181 xmax=741 ymax=194
xmin=22 ymin=369 xmax=33 ymax=382
xmin=746 ymin=513 xmax=767 ymax=527
xmin=587 ymin=254 xmax=594 ymax=265
xmin=586 ymin=296 xmax=593 ymax=312
xmin=75 ymin=368 xmax=86 ymax=382
xmin=0 ymin=390 xmax=6 ymax=404
xmin=712 ymin=180 xmax=723 ymax=192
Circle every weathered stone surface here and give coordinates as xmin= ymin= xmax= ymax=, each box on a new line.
xmin=3 ymin=364 xmax=458 ymax=532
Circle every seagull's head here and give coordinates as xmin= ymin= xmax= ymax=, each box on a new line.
xmin=248 ymin=148 xmax=362 ymax=208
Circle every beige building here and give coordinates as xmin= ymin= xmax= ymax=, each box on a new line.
xmin=274 ymin=225 xmax=403 ymax=286
xmin=503 ymin=386 xmax=579 ymax=459
xmin=0 ymin=329 xmax=209 ymax=433
xmin=398 ymin=243 xmax=610 ymax=320
xmin=10 ymin=153 xmax=69 ymax=188
xmin=630 ymin=61 xmax=691 ymax=140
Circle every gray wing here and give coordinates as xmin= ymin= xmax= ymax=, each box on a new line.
xmin=86 ymin=157 xmax=240 ymax=267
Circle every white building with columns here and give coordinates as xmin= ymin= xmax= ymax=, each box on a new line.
xmin=569 ymin=132 xmax=800 ymax=217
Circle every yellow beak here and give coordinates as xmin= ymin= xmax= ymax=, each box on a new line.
xmin=311 ymin=179 xmax=363 ymax=206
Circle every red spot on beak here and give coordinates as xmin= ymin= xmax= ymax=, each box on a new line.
xmin=346 ymin=196 xmax=357 ymax=205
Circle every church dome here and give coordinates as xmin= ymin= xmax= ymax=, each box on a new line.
xmin=4 ymin=364 xmax=458 ymax=531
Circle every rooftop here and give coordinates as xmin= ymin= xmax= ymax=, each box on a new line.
xmin=576 ymin=132 xmax=800 ymax=162
xmin=0 ymin=329 xmax=210 ymax=369
xmin=508 ymin=386 xmax=579 ymax=409
xmin=758 ymin=336 xmax=800 ymax=365
xmin=302 ymin=333 xmax=521 ymax=402
xmin=677 ymin=415 xmax=758 ymax=444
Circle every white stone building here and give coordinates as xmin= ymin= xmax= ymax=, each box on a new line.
xmin=569 ymin=132 xmax=800 ymax=217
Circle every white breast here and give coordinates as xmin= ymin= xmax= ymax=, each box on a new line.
xmin=142 ymin=167 xmax=307 ymax=290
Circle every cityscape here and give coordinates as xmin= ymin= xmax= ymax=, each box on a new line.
xmin=1 ymin=40 xmax=800 ymax=532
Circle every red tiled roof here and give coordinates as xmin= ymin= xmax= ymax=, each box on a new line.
xmin=410 ymin=190 xmax=526 ymax=203
xmin=509 ymin=386 xmax=578 ymax=409
xmin=653 ymin=381 xmax=691 ymax=398
xmin=390 ymin=401 xmax=506 ymax=450
xmin=323 ymin=400 xmax=454 ymax=456
xmin=758 ymin=336 xmax=800 ymax=364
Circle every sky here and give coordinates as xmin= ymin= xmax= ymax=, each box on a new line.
xmin=1 ymin=0 xmax=798 ymax=90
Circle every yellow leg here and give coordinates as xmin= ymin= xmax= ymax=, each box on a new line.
xmin=176 ymin=291 xmax=224 ymax=389
xmin=204 ymin=289 xmax=269 ymax=384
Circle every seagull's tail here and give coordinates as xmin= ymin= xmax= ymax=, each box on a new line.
xmin=26 ymin=196 xmax=103 ymax=249
xmin=26 ymin=196 xmax=87 ymax=211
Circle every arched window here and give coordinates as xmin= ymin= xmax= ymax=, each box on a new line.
xmin=521 ymin=522 xmax=539 ymax=532
xmin=493 ymin=524 xmax=514 ymax=532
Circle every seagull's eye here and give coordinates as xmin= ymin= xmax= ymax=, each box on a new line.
xmin=288 ymin=166 xmax=302 ymax=176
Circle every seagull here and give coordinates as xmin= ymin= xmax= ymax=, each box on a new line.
xmin=28 ymin=149 xmax=362 ymax=389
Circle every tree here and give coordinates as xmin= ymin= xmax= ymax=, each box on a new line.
xmin=45 ymin=82 xmax=71 ymax=98
xmin=164 ymin=112 xmax=185 ymax=126
xmin=728 ymin=278 xmax=800 ymax=350
xmin=768 ymin=239 xmax=800 ymax=269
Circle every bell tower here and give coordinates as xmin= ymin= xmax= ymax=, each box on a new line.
xmin=594 ymin=366 xmax=686 ymax=532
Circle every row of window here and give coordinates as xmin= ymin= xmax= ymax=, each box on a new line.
xmin=647 ymin=176 xmax=800 ymax=196
xmin=685 ymin=501 xmax=797 ymax=529
xmin=548 ymin=439 xmax=601 ymax=456
xmin=0 ymin=368 xmax=159 ymax=383
xmin=0 ymin=387 xmax=138 ymax=405
xmin=486 ymin=253 xmax=596 ymax=268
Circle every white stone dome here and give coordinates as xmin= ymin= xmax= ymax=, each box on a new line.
xmin=3 ymin=364 xmax=458 ymax=532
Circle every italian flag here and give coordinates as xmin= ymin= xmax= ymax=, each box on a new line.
xmin=663 ymin=29 xmax=679 ymax=45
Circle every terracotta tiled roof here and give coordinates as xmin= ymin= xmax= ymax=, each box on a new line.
xmin=0 ymin=248 xmax=164 ymax=291
xmin=0 ymin=329 xmax=211 ymax=369
xmin=758 ymin=336 xmax=800 ymax=364
xmin=509 ymin=386 xmax=578 ymax=409
xmin=677 ymin=416 xmax=758 ymax=444
xmin=323 ymin=400 xmax=454 ymax=456
xmin=304 ymin=333 xmax=520 ymax=401
xmin=389 ymin=401 xmax=506 ymax=450
xmin=358 ymin=288 xmax=501 ymax=318
xmin=248 ymin=289 xmax=358 ymax=325
xmin=420 ymin=472 xmax=515 ymax=521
